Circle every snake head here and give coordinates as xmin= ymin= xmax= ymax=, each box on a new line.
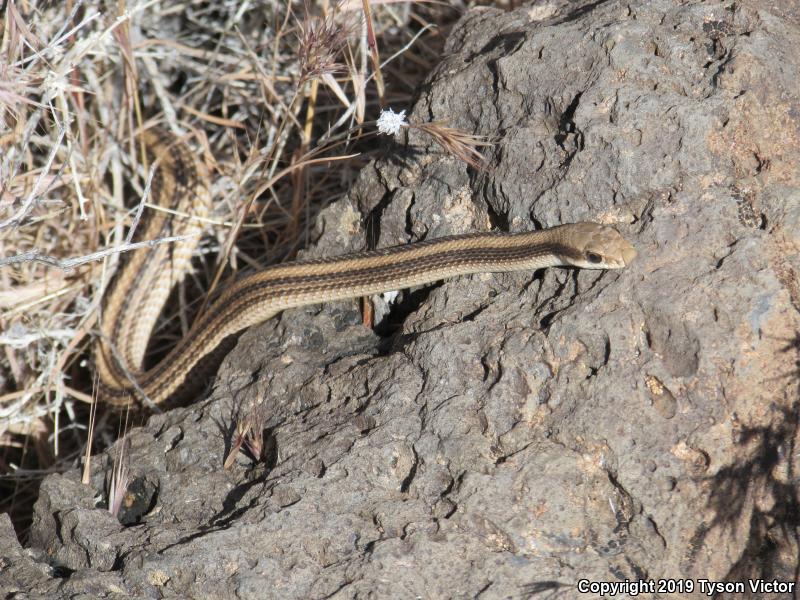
xmin=560 ymin=222 xmax=637 ymax=269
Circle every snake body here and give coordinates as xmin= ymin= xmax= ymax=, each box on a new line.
xmin=96 ymin=132 xmax=636 ymax=407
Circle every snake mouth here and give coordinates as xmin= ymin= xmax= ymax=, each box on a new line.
xmin=620 ymin=242 xmax=637 ymax=267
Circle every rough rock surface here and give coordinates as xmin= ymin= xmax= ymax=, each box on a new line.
xmin=6 ymin=0 xmax=800 ymax=598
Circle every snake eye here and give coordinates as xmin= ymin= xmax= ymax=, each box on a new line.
xmin=585 ymin=251 xmax=603 ymax=264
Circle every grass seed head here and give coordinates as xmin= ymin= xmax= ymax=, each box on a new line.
xmin=297 ymin=3 xmax=356 ymax=84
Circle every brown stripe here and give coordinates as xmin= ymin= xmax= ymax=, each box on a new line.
xmin=226 ymin=242 xmax=578 ymax=297
xmin=119 ymin=240 xmax=577 ymax=392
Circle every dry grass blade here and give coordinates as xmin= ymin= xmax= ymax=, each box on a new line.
xmin=224 ymin=408 xmax=267 ymax=470
xmin=0 ymin=124 xmax=68 ymax=229
xmin=409 ymin=121 xmax=494 ymax=170
xmin=0 ymin=233 xmax=199 ymax=271
xmin=360 ymin=0 xmax=386 ymax=104
xmin=107 ymin=434 xmax=130 ymax=518
xmin=81 ymin=379 xmax=99 ymax=485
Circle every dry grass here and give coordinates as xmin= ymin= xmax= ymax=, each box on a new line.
xmin=0 ymin=0 xmax=493 ymax=538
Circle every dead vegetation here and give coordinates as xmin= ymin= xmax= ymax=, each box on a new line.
xmin=0 ymin=0 xmax=493 ymax=537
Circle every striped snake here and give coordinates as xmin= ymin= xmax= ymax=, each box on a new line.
xmin=96 ymin=131 xmax=637 ymax=408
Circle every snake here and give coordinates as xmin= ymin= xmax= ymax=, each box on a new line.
xmin=95 ymin=131 xmax=637 ymax=408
